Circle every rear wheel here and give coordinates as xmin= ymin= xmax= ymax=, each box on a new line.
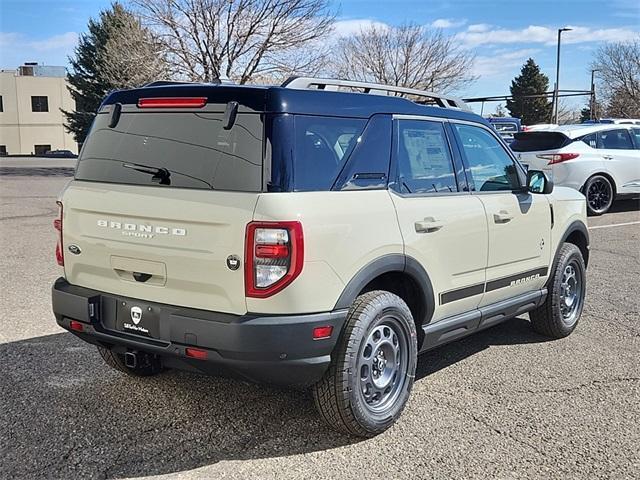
xmin=312 ymin=290 xmax=417 ymax=437
xmin=584 ymin=174 xmax=614 ymax=215
xmin=530 ymin=243 xmax=586 ymax=338
xmin=97 ymin=346 xmax=164 ymax=377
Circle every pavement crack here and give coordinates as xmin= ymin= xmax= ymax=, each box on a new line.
xmin=517 ymin=377 xmax=640 ymax=395
xmin=438 ymin=394 xmax=549 ymax=458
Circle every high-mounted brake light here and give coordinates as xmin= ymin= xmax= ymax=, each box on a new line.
xmin=137 ymin=97 xmax=207 ymax=108
xmin=54 ymin=201 xmax=64 ymax=266
xmin=536 ymin=153 xmax=580 ymax=165
xmin=245 ymin=221 xmax=304 ymax=298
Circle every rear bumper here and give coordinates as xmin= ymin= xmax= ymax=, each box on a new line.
xmin=51 ymin=278 xmax=346 ymax=386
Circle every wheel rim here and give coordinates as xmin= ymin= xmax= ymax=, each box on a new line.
xmin=587 ymin=178 xmax=612 ymax=213
xmin=559 ymin=260 xmax=583 ymax=326
xmin=358 ymin=316 xmax=409 ymax=414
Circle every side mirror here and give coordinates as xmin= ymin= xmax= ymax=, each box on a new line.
xmin=526 ymin=169 xmax=553 ymax=194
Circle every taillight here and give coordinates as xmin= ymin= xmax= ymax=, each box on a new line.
xmin=137 ymin=97 xmax=207 ymax=108
xmin=54 ymin=201 xmax=64 ymax=266
xmin=245 ymin=221 xmax=304 ymax=298
xmin=536 ymin=153 xmax=580 ymax=165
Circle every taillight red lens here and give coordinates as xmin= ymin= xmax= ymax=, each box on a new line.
xmin=54 ymin=201 xmax=64 ymax=266
xmin=245 ymin=221 xmax=304 ymax=298
xmin=255 ymin=244 xmax=290 ymax=258
xmin=536 ymin=153 xmax=580 ymax=164
xmin=137 ymin=97 xmax=207 ymax=108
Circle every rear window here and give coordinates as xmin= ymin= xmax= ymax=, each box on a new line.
xmin=511 ymin=132 xmax=570 ymax=152
xmin=75 ymin=107 xmax=263 ymax=191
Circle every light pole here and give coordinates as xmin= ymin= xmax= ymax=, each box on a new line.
xmin=553 ymin=27 xmax=572 ymax=124
xmin=590 ymin=69 xmax=599 ymax=120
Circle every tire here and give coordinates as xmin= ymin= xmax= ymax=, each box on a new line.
xmin=312 ymin=290 xmax=418 ymax=437
xmin=530 ymin=243 xmax=586 ymax=339
xmin=584 ymin=174 xmax=614 ymax=216
xmin=97 ymin=346 xmax=164 ymax=377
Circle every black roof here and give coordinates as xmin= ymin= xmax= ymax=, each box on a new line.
xmin=101 ymin=83 xmax=487 ymax=125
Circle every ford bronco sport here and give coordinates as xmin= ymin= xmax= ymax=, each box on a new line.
xmin=52 ymin=77 xmax=589 ymax=437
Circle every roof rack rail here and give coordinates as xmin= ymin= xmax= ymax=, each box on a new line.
xmin=281 ymin=76 xmax=470 ymax=111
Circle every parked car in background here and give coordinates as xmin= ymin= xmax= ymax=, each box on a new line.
xmin=44 ymin=149 xmax=77 ymax=158
xmin=487 ymin=117 xmax=521 ymax=143
xmin=511 ymin=124 xmax=640 ymax=215
xmin=523 ymin=124 xmax=559 ymax=132
xmin=582 ymin=118 xmax=640 ymax=125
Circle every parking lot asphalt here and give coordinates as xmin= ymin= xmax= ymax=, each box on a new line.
xmin=1 ymin=172 xmax=639 ymax=480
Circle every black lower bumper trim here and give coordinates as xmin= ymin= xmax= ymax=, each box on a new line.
xmin=52 ymin=278 xmax=347 ymax=386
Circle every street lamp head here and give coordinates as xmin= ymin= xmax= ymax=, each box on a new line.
xmin=559 ymin=27 xmax=573 ymax=32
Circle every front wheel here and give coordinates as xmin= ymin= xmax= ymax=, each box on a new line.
xmin=530 ymin=243 xmax=586 ymax=338
xmin=584 ymin=174 xmax=614 ymax=216
xmin=312 ymin=290 xmax=418 ymax=437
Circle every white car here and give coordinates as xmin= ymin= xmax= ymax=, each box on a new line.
xmin=512 ymin=124 xmax=640 ymax=215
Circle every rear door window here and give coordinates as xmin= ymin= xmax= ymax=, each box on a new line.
xmin=599 ymin=129 xmax=634 ymax=150
xmin=395 ymin=119 xmax=457 ymax=194
xmin=293 ymin=116 xmax=366 ymax=191
xmin=631 ymin=128 xmax=640 ymax=149
xmin=75 ymin=108 xmax=263 ymax=191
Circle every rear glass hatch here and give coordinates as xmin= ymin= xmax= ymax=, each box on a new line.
xmin=64 ymin=85 xmax=269 ymax=316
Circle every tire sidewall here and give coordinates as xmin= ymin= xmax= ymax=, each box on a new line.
xmin=345 ymin=295 xmax=418 ymax=433
xmin=550 ymin=245 xmax=586 ymax=335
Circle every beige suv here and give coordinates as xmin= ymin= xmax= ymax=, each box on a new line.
xmin=52 ymin=77 xmax=589 ymax=437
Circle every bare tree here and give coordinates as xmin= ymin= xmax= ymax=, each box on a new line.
xmin=130 ymin=0 xmax=335 ymax=84
xmin=332 ymin=23 xmax=476 ymax=93
xmin=592 ymin=39 xmax=640 ymax=117
xmin=99 ymin=9 xmax=169 ymax=88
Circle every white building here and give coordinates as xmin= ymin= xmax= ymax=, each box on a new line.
xmin=0 ymin=63 xmax=78 ymax=156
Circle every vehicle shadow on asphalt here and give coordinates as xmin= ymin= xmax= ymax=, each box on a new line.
xmin=415 ymin=316 xmax=550 ymax=380
xmin=1 ymin=316 xmax=547 ymax=478
xmin=607 ymin=198 xmax=640 ymax=214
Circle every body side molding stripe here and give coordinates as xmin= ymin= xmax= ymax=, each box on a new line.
xmin=439 ymin=266 xmax=549 ymax=305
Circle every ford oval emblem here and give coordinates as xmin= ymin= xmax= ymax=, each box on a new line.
xmin=68 ymin=244 xmax=82 ymax=255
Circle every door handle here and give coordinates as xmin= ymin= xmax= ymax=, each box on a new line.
xmin=602 ymin=155 xmax=613 ymax=160
xmin=415 ymin=217 xmax=444 ymax=233
xmin=493 ymin=210 xmax=514 ymax=224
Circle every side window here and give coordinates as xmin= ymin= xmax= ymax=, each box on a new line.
xmin=454 ymin=123 xmax=521 ymax=192
xmin=630 ymin=128 xmax=640 ymax=149
xmin=293 ymin=116 xmax=366 ymax=191
xmin=395 ymin=119 xmax=457 ymax=194
xmin=580 ymin=132 xmax=598 ymax=148
xmin=336 ymin=115 xmax=392 ymax=190
xmin=600 ymin=129 xmax=634 ymax=150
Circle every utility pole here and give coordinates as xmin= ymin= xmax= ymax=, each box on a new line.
xmin=553 ymin=27 xmax=572 ymax=124
xmin=590 ymin=69 xmax=599 ymax=120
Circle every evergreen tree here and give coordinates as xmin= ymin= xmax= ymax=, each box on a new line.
xmin=63 ymin=2 xmax=167 ymax=144
xmin=506 ymin=58 xmax=553 ymax=125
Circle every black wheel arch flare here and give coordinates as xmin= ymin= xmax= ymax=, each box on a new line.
xmin=333 ymin=254 xmax=435 ymax=326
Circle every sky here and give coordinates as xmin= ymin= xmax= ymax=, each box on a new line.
xmin=0 ymin=0 xmax=638 ymax=114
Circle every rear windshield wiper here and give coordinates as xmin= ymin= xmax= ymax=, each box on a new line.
xmin=122 ymin=162 xmax=171 ymax=185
